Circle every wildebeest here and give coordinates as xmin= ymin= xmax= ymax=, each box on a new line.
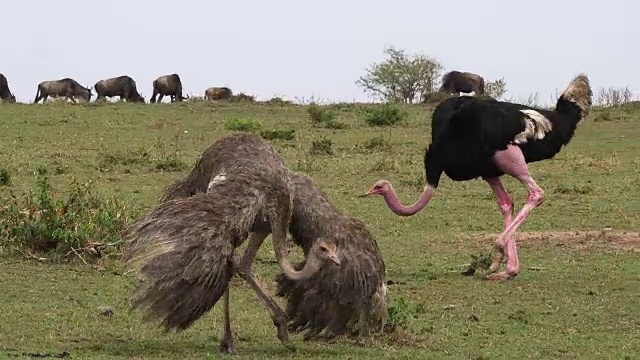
xmin=0 ymin=73 xmax=16 ymax=103
xmin=440 ymin=71 xmax=485 ymax=95
xmin=34 ymin=78 xmax=92 ymax=104
xmin=94 ymin=75 xmax=145 ymax=102
xmin=150 ymin=74 xmax=188 ymax=103
xmin=204 ymin=87 xmax=233 ymax=101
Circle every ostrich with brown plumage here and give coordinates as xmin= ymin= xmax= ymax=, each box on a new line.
xmin=364 ymin=74 xmax=592 ymax=280
xmin=276 ymin=172 xmax=387 ymax=340
xmin=161 ymin=133 xmax=388 ymax=340
xmin=122 ymin=134 xmax=341 ymax=355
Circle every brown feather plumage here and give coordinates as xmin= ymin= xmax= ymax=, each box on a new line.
xmin=123 ymin=159 xmax=286 ymax=331
xmin=152 ymin=133 xmax=386 ymax=341
xmin=276 ymin=172 xmax=388 ymax=339
xmin=160 ymin=132 xmax=285 ymax=203
xmin=123 ymin=133 xmax=343 ymax=354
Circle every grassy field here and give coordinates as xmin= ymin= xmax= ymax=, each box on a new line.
xmin=0 ymin=100 xmax=638 ymax=359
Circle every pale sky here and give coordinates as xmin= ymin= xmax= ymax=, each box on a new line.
xmin=1 ymin=0 xmax=635 ymax=104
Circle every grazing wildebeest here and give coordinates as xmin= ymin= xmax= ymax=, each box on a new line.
xmin=0 ymin=73 xmax=16 ymax=103
xmin=94 ymin=75 xmax=145 ymax=103
xmin=150 ymin=74 xmax=188 ymax=103
xmin=34 ymin=78 xmax=92 ymax=104
xmin=440 ymin=71 xmax=485 ymax=95
xmin=204 ymin=87 xmax=233 ymax=101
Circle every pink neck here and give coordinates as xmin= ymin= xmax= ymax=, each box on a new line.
xmin=382 ymin=184 xmax=435 ymax=216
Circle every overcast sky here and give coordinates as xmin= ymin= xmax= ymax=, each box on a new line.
xmin=1 ymin=0 xmax=635 ymax=104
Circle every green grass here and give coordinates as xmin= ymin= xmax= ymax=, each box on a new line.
xmin=0 ymin=101 xmax=639 ymax=359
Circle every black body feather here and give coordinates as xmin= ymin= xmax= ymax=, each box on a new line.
xmin=425 ymin=87 xmax=588 ymax=187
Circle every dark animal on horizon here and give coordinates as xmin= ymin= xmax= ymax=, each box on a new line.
xmin=33 ymin=78 xmax=92 ymax=104
xmin=205 ymin=86 xmax=233 ymax=101
xmin=123 ymin=133 xmax=341 ymax=355
xmin=94 ymin=75 xmax=145 ymax=102
xmin=440 ymin=71 xmax=485 ymax=95
xmin=0 ymin=73 xmax=16 ymax=103
xmin=150 ymin=74 xmax=187 ymax=103
xmin=364 ymin=74 xmax=592 ymax=281
xmin=275 ymin=172 xmax=388 ymax=340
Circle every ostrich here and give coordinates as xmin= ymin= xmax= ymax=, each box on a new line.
xmin=363 ymin=74 xmax=592 ymax=280
xmin=123 ymin=140 xmax=341 ymax=355
xmin=161 ymin=133 xmax=388 ymax=339
xmin=276 ymin=172 xmax=387 ymax=340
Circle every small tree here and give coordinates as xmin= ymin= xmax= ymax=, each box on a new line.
xmin=356 ymin=46 xmax=444 ymax=104
xmin=485 ymin=78 xmax=507 ymax=99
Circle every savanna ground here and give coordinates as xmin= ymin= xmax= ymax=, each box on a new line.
xmin=0 ymin=99 xmax=638 ymax=359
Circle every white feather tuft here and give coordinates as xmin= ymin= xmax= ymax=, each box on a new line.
xmin=206 ymin=172 xmax=227 ymax=192
xmin=513 ymin=109 xmax=553 ymax=144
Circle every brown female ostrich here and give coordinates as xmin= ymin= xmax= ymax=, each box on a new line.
xmin=161 ymin=133 xmax=388 ymax=340
xmin=364 ymin=74 xmax=592 ymax=280
xmin=276 ymin=172 xmax=387 ymax=340
xmin=123 ymin=137 xmax=340 ymax=355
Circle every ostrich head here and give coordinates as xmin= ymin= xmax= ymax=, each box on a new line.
xmin=309 ymin=239 xmax=341 ymax=266
xmin=361 ymin=179 xmax=391 ymax=197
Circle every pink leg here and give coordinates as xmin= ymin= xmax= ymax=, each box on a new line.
xmin=486 ymin=145 xmax=544 ymax=281
xmin=483 ymin=177 xmax=514 ymax=273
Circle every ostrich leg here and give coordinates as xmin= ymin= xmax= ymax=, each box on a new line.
xmin=487 ymin=145 xmax=544 ymax=280
xmin=235 ymin=231 xmax=291 ymax=345
xmin=219 ymin=289 xmax=237 ymax=355
xmin=483 ymin=177 xmax=514 ymax=274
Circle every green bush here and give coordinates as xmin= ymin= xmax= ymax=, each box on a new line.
xmin=309 ymin=138 xmax=334 ymax=155
xmin=0 ymin=166 xmax=130 ymax=262
xmin=224 ymin=117 xmax=262 ymax=132
xmin=308 ymin=105 xmax=336 ymax=125
xmin=260 ymin=129 xmax=296 ymax=141
xmin=363 ymin=104 xmax=407 ymax=126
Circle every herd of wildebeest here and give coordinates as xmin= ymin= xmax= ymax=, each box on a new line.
xmin=0 ymin=71 xmax=486 ymax=104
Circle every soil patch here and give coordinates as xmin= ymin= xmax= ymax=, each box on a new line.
xmin=463 ymin=229 xmax=639 ymax=252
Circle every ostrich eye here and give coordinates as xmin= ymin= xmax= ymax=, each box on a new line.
xmin=320 ymin=246 xmax=328 ymax=252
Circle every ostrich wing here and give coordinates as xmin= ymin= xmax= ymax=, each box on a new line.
xmin=123 ymin=192 xmax=257 ymax=331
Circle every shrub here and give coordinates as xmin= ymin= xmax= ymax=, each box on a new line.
xmin=308 ymin=105 xmax=336 ymax=125
xmin=224 ymin=117 xmax=262 ymax=132
xmin=0 ymin=166 xmax=130 ymax=262
xmin=260 ymin=129 xmax=296 ymax=141
xmin=362 ymin=104 xmax=407 ymax=126
xmin=265 ymin=96 xmax=292 ymax=106
xmin=362 ymin=136 xmax=392 ymax=151
xmin=229 ymin=92 xmax=255 ymax=102
xmin=0 ymin=168 xmax=10 ymax=186
xmin=309 ymin=137 xmax=334 ymax=155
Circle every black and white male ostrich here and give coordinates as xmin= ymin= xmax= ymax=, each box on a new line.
xmin=160 ymin=133 xmax=388 ymax=341
xmin=122 ymin=134 xmax=341 ymax=355
xmin=364 ymin=74 xmax=592 ymax=280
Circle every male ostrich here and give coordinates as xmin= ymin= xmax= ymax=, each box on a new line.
xmin=161 ymin=133 xmax=388 ymax=339
xmin=364 ymin=74 xmax=592 ymax=280
xmin=276 ymin=172 xmax=387 ymax=340
xmin=123 ymin=142 xmax=341 ymax=355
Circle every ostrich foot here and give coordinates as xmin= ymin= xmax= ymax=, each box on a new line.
xmin=485 ymin=263 xmax=519 ymax=281
xmin=219 ymin=337 xmax=237 ymax=355
xmin=274 ymin=317 xmax=290 ymax=344
xmin=488 ymin=243 xmax=507 ymax=273
xmin=485 ymin=270 xmax=518 ymax=281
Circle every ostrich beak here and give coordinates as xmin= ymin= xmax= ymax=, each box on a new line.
xmin=329 ymin=254 xmax=341 ymax=266
xmin=358 ymin=188 xmax=375 ymax=197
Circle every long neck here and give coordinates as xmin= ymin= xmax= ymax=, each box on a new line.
xmin=383 ymin=184 xmax=436 ymax=216
xmin=271 ymin=212 xmax=322 ymax=281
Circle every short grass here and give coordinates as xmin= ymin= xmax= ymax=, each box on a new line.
xmin=0 ymin=101 xmax=639 ymax=359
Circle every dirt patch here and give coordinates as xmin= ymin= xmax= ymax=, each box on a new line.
xmin=462 ymin=229 xmax=640 ymax=252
